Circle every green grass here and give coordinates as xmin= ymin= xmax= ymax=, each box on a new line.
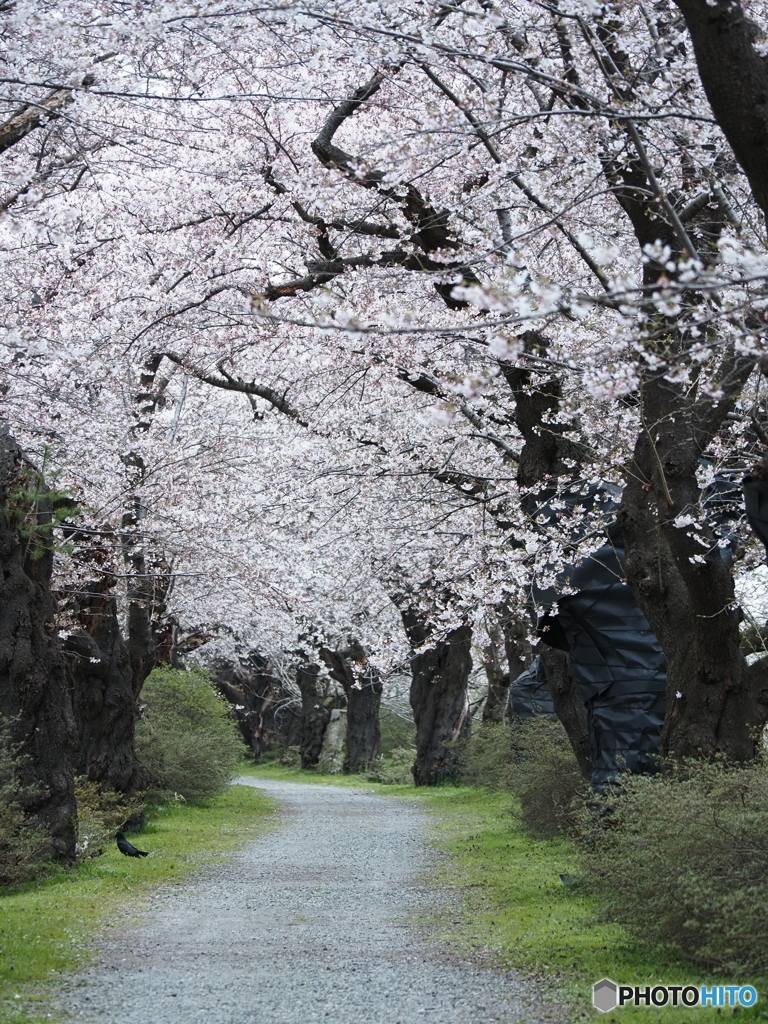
xmin=0 ymin=781 xmax=275 ymax=1024
xmin=246 ymin=764 xmax=768 ymax=1023
xmin=10 ymin=760 xmax=766 ymax=1024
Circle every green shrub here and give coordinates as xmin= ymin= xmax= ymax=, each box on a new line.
xmin=458 ymin=721 xmax=516 ymax=790
xmin=74 ymin=778 xmax=143 ymax=859
xmin=458 ymin=719 xmax=584 ymax=838
xmin=0 ymin=718 xmax=49 ymax=885
xmin=510 ymin=717 xmax=585 ymax=838
xmin=136 ymin=667 xmax=243 ymax=803
xmin=366 ymin=747 xmax=414 ymax=785
xmin=278 ymin=745 xmax=301 ymax=768
xmin=577 ymin=758 xmax=768 ymax=974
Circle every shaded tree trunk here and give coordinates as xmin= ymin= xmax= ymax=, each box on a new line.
xmin=398 ymin=605 xmax=473 ymax=786
xmin=344 ymin=674 xmax=382 ymax=771
xmin=122 ymin=503 xmax=157 ymax=699
xmin=214 ymin=654 xmax=281 ymax=762
xmin=619 ymin=371 xmax=768 ymax=759
xmin=481 ymin=661 xmax=509 ymax=724
xmin=296 ymin=663 xmax=331 ymax=769
xmin=320 ymin=643 xmax=382 ymax=772
xmin=502 ymin=612 xmax=531 ymax=688
xmin=539 ymin=647 xmax=592 ymax=780
xmin=64 ymin=579 xmax=150 ymax=795
xmin=581 ymin=34 xmax=768 ymax=758
xmin=0 ymin=428 xmax=77 ymax=860
xmin=481 ymin=616 xmax=509 ymax=724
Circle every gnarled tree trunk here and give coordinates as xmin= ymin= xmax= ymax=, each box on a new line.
xmin=0 ymin=428 xmax=77 ymax=860
xmin=539 ymin=646 xmax=592 ymax=780
xmin=619 ymin=370 xmax=768 ymax=759
xmin=481 ymin=613 xmax=510 ymax=724
xmin=399 ymin=604 xmax=473 ymax=786
xmin=343 ymin=673 xmax=383 ymax=771
xmin=296 ymin=663 xmax=331 ymax=768
xmin=65 ymin=580 xmax=149 ymax=795
xmin=673 ymin=0 xmax=768 ymax=219
xmin=320 ymin=643 xmax=382 ymax=772
xmin=214 ymin=654 xmax=281 ymax=761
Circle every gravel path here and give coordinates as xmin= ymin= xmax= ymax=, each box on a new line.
xmin=63 ymin=778 xmax=549 ymax=1024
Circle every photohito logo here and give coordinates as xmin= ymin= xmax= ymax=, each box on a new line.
xmin=592 ymin=979 xmax=758 ymax=1012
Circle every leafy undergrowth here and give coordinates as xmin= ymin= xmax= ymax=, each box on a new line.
xmin=0 ymin=781 xmax=275 ymax=1024
xmin=246 ymin=764 xmax=768 ymax=1023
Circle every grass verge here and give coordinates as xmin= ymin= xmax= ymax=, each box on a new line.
xmin=245 ymin=763 xmax=768 ymax=1023
xmin=0 ymin=779 xmax=275 ymax=1024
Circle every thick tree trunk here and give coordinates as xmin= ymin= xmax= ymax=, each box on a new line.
xmin=482 ymin=663 xmax=509 ymax=724
xmin=214 ymin=655 xmax=281 ymax=762
xmin=319 ymin=645 xmax=382 ymax=772
xmin=592 ymin=68 xmax=768 ymax=760
xmin=296 ymin=663 xmax=331 ymax=768
xmin=65 ymin=580 xmax=149 ymax=794
xmin=343 ymin=671 xmax=382 ymax=772
xmin=0 ymin=428 xmax=77 ymax=860
xmin=619 ymin=372 xmax=768 ymax=759
xmin=399 ymin=607 xmax=473 ymax=786
xmin=539 ymin=647 xmax=592 ymax=780
xmin=673 ymin=0 xmax=768 ymax=219
xmin=481 ymin=613 xmax=510 ymax=724
xmin=122 ymin=500 xmax=157 ymax=698
xmin=502 ymin=612 xmax=531 ymax=687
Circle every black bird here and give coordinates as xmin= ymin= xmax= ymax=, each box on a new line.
xmin=116 ymin=831 xmax=150 ymax=858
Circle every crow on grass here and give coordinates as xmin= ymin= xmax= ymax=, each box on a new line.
xmin=116 ymin=832 xmax=150 ymax=858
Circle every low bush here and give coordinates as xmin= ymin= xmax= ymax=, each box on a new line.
xmin=278 ymin=744 xmax=302 ymax=768
xmin=459 ymin=718 xmax=584 ymax=839
xmin=74 ymin=778 xmax=143 ymax=859
xmin=135 ymin=667 xmax=243 ymax=803
xmin=510 ymin=717 xmax=585 ymax=839
xmin=457 ymin=721 xmax=515 ymax=790
xmin=366 ymin=747 xmax=414 ymax=785
xmin=577 ymin=758 xmax=768 ymax=974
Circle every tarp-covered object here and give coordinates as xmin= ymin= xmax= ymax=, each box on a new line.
xmin=507 ymin=656 xmax=555 ymax=718
xmin=537 ymin=521 xmax=667 ymax=788
xmin=544 ymin=585 xmax=666 ymax=788
xmin=531 ymin=473 xmax=740 ymax=788
xmin=527 ymin=481 xmax=667 ymax=787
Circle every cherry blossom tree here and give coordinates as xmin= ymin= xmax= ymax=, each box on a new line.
xmin=5 ymin=0 xmax=768 ymax=823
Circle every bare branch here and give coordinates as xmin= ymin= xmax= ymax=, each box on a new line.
xmin=160 ymin=351 xmax=309 ymax=426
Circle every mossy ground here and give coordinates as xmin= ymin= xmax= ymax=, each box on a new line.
xmin=245 ymin=764 xmax=768 ymax=1023
xmin=0 ymin=780 xmax=275 ymax=1024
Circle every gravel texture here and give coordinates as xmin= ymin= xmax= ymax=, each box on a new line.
xmin=62 ymin=778 xmax=549 ymax=1024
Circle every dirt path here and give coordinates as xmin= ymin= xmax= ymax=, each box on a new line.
xmin=63 ymin=778 xmax=548 ymax=1024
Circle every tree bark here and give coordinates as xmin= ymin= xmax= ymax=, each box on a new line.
xmin=344 ymin=672 xmax=382 ymax=771
xmin=296 ymin=663 xmax=331 ymax=769
xmin=319 ymin=644 xmax=382 ymax=771
xmin=0 ymin=428 xmax=77 ymax=860
xmin=0 ymin=89 xmax=73 ymax=154
xmin=214 ymin=654 xmax=281 ymax=762
xmin=619 ymin=371 xmax=768 ymax=759
xmin=674 ymin=0 xmax=768 ymax=219
xmin=65 ymin=580 xmax=150 ymax=795
xmin=587 ymin=43 xmax=768 ymax=759
xmin=399 ymin=605 xmax=473 ymax=786
xmin=481 ymin=662 xmax=509 ymax=724
xmin=539 ymin=647 xmax=592 ymax=780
